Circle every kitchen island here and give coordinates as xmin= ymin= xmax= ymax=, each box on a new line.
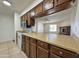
xmin=16 ymin=31 xmax=79 ymax=58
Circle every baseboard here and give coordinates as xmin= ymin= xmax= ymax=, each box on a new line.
xmin=0 ymin=40 xmax=14 ymax=43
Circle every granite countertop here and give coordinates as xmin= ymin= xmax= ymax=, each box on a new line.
xmin=17 ymin=31 xmax=79 ymax=54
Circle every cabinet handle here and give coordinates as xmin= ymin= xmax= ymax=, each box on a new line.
xmin=59 ymin=51 xmax=63 ymax=55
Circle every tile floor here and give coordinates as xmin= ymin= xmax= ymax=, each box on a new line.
xmin=0 ymin=41 xmax=27 ymax=58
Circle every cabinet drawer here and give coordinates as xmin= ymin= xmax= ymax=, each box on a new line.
xmin=37 ymin=40 xmax=48 ymax=50
xmin=50 ymin=45 xmax=78 ymax=58
xmin=30 ymin=38 xmax=36 ymax=44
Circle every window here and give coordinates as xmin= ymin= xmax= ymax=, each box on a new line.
xmin=49 ymin=24 xmax=57 ymax=32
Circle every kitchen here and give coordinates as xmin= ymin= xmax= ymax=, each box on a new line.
xmin=16 ymin=0 xmax=79 ymax=58
xmin=0 ymin=0 xmax=79 ymax=58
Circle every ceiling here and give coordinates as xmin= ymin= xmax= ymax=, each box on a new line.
xmin=0 ymin=0 xmax=35 ymax=15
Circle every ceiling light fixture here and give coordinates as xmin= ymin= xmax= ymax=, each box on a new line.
xmin=3 ymin=0 xmax=11 ymax=6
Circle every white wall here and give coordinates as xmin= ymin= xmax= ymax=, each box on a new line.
xmin=37 ymin=22 xmax=44 ymax=32
xmin=14 ymin=13 xmax=22 ymax=31
xmin=43 ymin=20 xmax=71 ymax=33
xmin=59 ymin=19 xmax=71 ymax=27
xmin=0 ymin=14 xmax=14 ymax=42
xmin=71 ymin=0 xmax=79 ymax=39
xmin=14 ymin=13 xmax=22 ymax=41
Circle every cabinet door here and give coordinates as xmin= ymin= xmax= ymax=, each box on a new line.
xmin=30 ymin=43 xmax=36 ymax=58
xmin=43 ymin=0 xmax=54 ymax=11
xmin=30 ymin=38 xmax=36 ymax=58
xmin=54 ymin=0 xmax=70 ymax=6
xmin=25 ymin=36 xmax=30 ymax=57
xmin=27 ymin=12 xmax=35 ymax=26
xmin=27 ymin=13 xmax=31 ymax=26
xmin=30 ymin=10 xmax=36 ymax=17
xmin=37 ymin=40 xmax=48 ymax=50
xmin=35 ymin=3 xmax=43 ymax=15
xmin=37 ymin=46 xmax=49 ymax=58
xmin=30 ymin=17 xmax=35 ymax=26
xmin=24 ymin=14 xmax=28 ymax=20
xmin=54 ymin=1 xmax=70 ymax=12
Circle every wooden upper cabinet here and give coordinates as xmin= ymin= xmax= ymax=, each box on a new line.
xmin=27 ymin=12 xmax=31 ymax=26
xmin=27 ymin=12 xmax=35 ymax=26
xmin=23 ymin=14 xmax=27 ymax=21
xmin=43 ymin=0 xmax=54 ymax=11
xmin=54 ymin=1 xmax=71 ymax=12
xmin=24 ymin=14 xmax=28 ymax=20
xmin=54 ymin=0 xmax=70 ymax=6
xmin=30 ymin=10 xmax=36 ymax=17
xmin=35 ymin=3 xmax=43 ymax=15
xmin=21 ymin=16 xmax=25 ymax=21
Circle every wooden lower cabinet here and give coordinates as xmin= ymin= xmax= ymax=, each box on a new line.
xmin=21 ymin=35 xmax=79 ymax=58
xmin=49 ymin=53 xmax=60 ymax=58
xmin=37 ymin=46 xmax=49 ymax=58
xmin=30 ymin=43 xmax=36 ymax=58
xmin=25 ymin=36 xmax=30 ymax=57
xmin=25 ymin=42 xmax=30 ymax=57
xmin=50 ymin=45 xmax=78 ymax=58
xmin=30 ymin=38 xmax=37 ymax=58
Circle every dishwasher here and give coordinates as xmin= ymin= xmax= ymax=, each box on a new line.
xmin=17 ymin=32 xmax=22 ymax=50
